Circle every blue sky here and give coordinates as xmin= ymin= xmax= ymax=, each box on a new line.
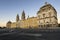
xmin=0 ymin=0 xmax=60 ymax=26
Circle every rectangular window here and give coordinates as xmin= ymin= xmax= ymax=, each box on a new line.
xmin=43 ymin=14 xmax=45 ymax=17
xmin=49 ymin=12 xmax=51 ymax=17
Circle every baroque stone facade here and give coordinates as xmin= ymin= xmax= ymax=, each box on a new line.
xmin=37 ymin=3 xmax=58 ymax=28
xmin=6 ymin=3 xmax=58 ymax=28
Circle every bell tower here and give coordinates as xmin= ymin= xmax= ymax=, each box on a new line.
xmin=16 ymin=14 xmax=19 ymax=22
xmin=21 ymin=10 xmax=25 ymax=20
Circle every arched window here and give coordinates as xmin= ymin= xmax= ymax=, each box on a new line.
xmin=46 ymin=22 xmax=50 ymax=27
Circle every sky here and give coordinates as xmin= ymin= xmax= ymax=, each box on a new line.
xmin=0 ymin=0 xmax=60 ymax=27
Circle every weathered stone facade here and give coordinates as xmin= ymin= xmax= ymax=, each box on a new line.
xmin=6 ymin=3 xmax=58 ymax=29
xmin=37 ymin=3 xmax=58 ymax=28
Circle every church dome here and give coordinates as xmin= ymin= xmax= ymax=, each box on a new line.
xmin=7 ymin=21 xmax=12 ymax=24
xmin=37 ymin=2 xmax=57 ymax=14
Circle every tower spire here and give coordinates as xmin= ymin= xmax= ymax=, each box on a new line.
xmin=21 ymin=10 xmax=25 ymax=20
xmin=16 ymin=14 xmax=19 ymax=22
